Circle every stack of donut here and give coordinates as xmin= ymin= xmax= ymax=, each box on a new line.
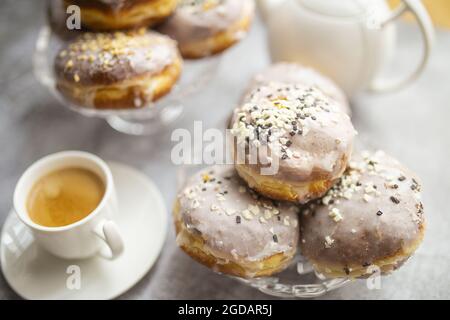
xmin=174 ymin=62 xmax=426 ymax=280
xmin=50 ymin=0 xmax=255 ymax=109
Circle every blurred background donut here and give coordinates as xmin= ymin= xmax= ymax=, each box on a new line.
xmin=158 ymin=0 xmax=255 ymax=58
xmin=64 ymin=0 xmax=178 ymax=31
xmin=54 ymin=29 xmax=182 ymax=109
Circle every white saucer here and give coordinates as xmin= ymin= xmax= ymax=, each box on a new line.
xmin=0 ymin=162 xmax=168 ymax=300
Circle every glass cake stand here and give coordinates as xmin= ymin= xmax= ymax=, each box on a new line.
xmin=33 ymin=25 xmax=221 ymax=136
xmin=236 ymin=256 xmax=350 ymax=298
xmin=176 ymin=165 xmax=350 ymax=299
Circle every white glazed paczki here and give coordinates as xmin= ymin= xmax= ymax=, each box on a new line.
xmin=13 ymin=151 xmax=124 ymax=260
xmin=174 ymin=165 xmax=299 ymax=278
xmin=299 ymin=150 xmax=426 ymax=279
xmin=230 ymin=82 xmax=356 ymax=203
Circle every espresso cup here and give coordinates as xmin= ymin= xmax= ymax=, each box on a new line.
xmin=13 ymin=151 xmax=124 ymax=260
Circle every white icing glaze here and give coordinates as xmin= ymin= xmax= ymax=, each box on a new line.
xmin=244 ymin=63 xmax=350 ymax=115
xmin=55 ymin=30 xmax=179 ymax=85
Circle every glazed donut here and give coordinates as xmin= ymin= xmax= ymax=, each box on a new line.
xmin=174 ymin=165 xmax=299 ymax=278
xmin=244 ymin=63 xmax=351 ymax=115
xmin=158 ymin=0 xmax=255 ymax=59
xmin=63 ymin=0 xmax=177 ymax=31
xmin=299 ymin=150 xmax=425 ymax=279
xmin=54 ymin=29 xmax=182 ymax=109
xmin=230 ymin=82 xmax=356 ymax=203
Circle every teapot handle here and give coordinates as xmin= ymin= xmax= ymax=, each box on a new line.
xmin=368 ymin=0 xmax=434 ymax=93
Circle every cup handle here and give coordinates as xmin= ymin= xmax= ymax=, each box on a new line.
xmin=94 ymin=220 xmax=124 ymax=260
xmin=368 ymin=0 xmax=435 ymax=93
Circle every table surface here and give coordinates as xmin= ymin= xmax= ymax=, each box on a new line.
xmin=1 ymin=0 xmax=449 ymax=300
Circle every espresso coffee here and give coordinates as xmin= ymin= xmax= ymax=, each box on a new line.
xmin=27 ymin=167 xmax=105 ymax=227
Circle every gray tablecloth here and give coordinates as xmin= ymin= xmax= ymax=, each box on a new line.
xmin=1 ymin=0 xmax=449 ymax=300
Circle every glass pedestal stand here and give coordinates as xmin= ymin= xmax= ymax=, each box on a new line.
xmin=33 ymin=25 xmax=221 ymax=136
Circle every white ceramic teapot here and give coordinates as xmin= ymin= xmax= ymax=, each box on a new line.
xmin=258 ymin=0 xmax=434 ymax=96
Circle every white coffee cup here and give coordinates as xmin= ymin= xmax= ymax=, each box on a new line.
xmin=13 ymin=151 xmax=124 ymax=260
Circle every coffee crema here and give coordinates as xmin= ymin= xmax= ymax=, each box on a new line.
xmin=27 ymin=167 xmax=105 ymax=227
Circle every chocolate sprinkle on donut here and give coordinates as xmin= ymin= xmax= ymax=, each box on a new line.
xmin=390 ymin=196 xmax=400 ymax=204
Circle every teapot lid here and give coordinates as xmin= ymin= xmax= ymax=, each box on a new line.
xmin=298 ymin=0 xmax=379 ymax=18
